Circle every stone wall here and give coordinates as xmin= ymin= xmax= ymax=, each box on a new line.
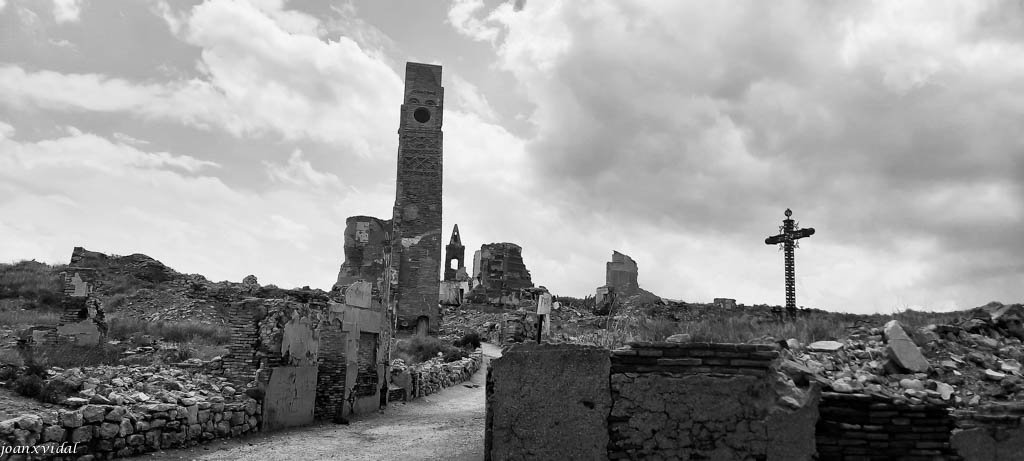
xmin=485 ymin=342 xmax=819 ymax=461
xmin=817 ymin=392 xmax=959 ymax=460
xmin=609 ymin=342 xmax=818 ymax=460
xmin=486 ymin=344 xmax=611 ymax=461
xmin=410 ymin=350 xmax=483 ymax=399
xmin=333 ymin=215 xmax=393 ymax=293
xmin=469 ymin=243 xmax=534 ymax=305
xmin=0 ymin=399 xmax=260 ymax=459
xmin=604 ymin=251 xmax=639 ymax=296
xmin=951 ymin=403 xmax=1024 ymax=460
xmin=219 ymin=292 xmax=389 ymax=424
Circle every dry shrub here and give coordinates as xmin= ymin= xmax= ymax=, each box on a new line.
xmin=395 ymin=336 xmax=467 ymax=365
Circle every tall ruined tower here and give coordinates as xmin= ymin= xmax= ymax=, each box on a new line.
xmin=392 ymin=62 xmax=444 ymax=335
xmin=444 ymin=224 xmax=465 ymax=282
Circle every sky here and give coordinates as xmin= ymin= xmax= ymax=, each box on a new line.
xmin=0 ymin=0 xmax=1021 ymax=314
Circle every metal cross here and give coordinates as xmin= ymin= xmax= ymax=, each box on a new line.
xmin=764 ymin=208 xmax=815 ymax=319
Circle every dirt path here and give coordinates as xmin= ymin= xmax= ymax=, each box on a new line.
xmin=144 ymin=343 xmax=502 ymax=461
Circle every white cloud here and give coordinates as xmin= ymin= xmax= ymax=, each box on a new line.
xmin=0 ymin=1 xmax=7 ymax=13
xmin=112 ymin=132 xmax=150 ymax=146
xmin=447 ymin=74 xmax=496 ymax=121
xmin=447 ymin=0 xmax=501 ymax=42
xmin=0 ymin=125 xmax=381 ymax=289
xmin=0 ymin=0 xmax=403 ymax=159
xmin=52 ymin=0 xmax=82 ymax=24
xmin=439 ymin=0 xmax=1024 ymax=311
xmin=263 ymin=150 xmax=343 ymax=189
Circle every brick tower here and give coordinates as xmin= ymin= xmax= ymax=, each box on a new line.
xmin=392 ymin=62 xmax=444 ymax=335
xmin=444 ymin=224 xmax=465 ymax=282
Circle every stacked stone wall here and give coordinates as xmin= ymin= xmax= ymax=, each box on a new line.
xmin=409 ymin=350 xmax=482 ymax=398
xmin=950 ymin=403 xmax=1024 ymax=460
xmin=0 ymin=399 xmax=260 ymax=460
xmin=817 ymin=392 xmax=959 ymax=460
xmin=608 ymin=343 xmax=816 ymax=460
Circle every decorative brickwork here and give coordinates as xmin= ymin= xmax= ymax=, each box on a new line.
xmin=392 ymin=62 xmax=444 ymax=334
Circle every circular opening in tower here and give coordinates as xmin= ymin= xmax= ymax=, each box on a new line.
xmin=413 ymin=107 xmax=431 ymax=123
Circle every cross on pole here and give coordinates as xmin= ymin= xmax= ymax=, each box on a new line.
xmin=764 ymin=208 xmax=815 ymax=320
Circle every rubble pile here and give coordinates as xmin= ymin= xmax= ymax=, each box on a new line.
xmin=44 ymin=364 xmax=246 ymax=408
xmin=780 ymin=302 xmax=1024 ymax=408
xmin=407 ymin=350 xmax=483 ymax=398
xmin=0 ymin=364 xmax=260 ymax=458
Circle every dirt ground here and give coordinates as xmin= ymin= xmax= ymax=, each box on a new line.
xmin=142 ymin=342 xmax=503 ymax=461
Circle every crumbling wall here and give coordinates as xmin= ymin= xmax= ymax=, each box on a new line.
xmin=609 ymin=342 xmax=818 ymax=460
xmin=486 ymin=344 xmax=611 ymax=461
xmin=49 ymin=268 xmax=105 ymax=346
xmin=334 ymin=216 xmax=393 ymax=293
xmin=949 ymin=403 xmax=1024 ymax=460
xmin=485 ymin=342 xmax=819 ymax=461
xmin=605 ymin=251 xmax=639 ymax=296
xmin=816 ymin=392 xmax=958 ymax=459
xmin=469 ymin=243 xmax=534 ymax=305
xmin=220 ymin=294 xmax=390 ymax=425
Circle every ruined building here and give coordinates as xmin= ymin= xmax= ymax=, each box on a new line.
xmin=333 ymin=62 xmax=445 ymax=335
xmin=391 ymin=62 xmax=444 ymax=334
xmin=439 ymin=225 xmax=470 ymax=306
xmin=468 ymin=243 xmax=534 ymax=304
xmin=333 ymin=216 xmax=393 ymax=294
xmin=595 ymin=251 xmax=658 ymax=305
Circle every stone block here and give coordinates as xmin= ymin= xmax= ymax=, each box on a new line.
xmin=81 ymin=405 xmax=107 ymax=423
xmin=486 ymin=343 xmax=611 ymax=461
xmin=884 ymin=320 xmax=930 ymax=372
xmin=70 ymin=426 xmax=92 ymax=443
xmin=42 ymin=425 xmax=66 ymax=442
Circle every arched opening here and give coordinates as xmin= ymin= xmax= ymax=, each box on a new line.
xmin=415 ymin=316 xmax=429 ymax=337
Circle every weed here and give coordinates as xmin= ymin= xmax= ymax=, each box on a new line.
xmin=108 ymin=317 xmax=230 ymax=346
xmin=14 ymin=374 xmax=43 ymax=398
xmin=395 ymin=336 xmax=468 ymax=364
xmin=0 ymin=309 xmax=60 ymax=327
xmin=454 ymin=331 xmax=481 ymax=349
xmin=32 ymin=343 xmax=123 ymax=368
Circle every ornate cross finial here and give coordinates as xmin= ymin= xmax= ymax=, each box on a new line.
xmin=764 ymin=209 xmax=815 ymax=320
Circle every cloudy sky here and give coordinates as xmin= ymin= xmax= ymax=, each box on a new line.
xmin=1 ymin=0 xmax=1021 ymax=313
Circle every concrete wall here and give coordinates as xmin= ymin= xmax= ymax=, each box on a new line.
xmin=485 ymin=343 xmax=611 ymax=461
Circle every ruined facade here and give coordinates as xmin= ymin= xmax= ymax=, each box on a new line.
xmin=603 ymin=251 xmax=639 ymax=296
xmin=443 ymin=224 xmax=467 ymax=282
xmin=221 ymin=281 xmax=390 ymax=427
xmin=330 ymin=62 xmax=444 ymax=334
xmin=469 ymin=243 xmax=534 ymax=304
xmin=333 ymin=215 xmax=393 ymax=294
xmin=439 ymin=225 xmax=470 ymax=306
xmin=391 ymin=62 xmax=444 ymax=335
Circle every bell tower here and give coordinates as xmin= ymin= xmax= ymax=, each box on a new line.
xmin=392 ymin=62 xmax=444 ymax=335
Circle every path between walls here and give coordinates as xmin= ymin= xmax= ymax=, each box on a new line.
xmin=143 ymin=342 xmax=503 ymax=461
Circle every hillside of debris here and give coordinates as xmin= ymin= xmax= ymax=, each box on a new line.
xmin=0 ymin=247 xmax=333 ymax=327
